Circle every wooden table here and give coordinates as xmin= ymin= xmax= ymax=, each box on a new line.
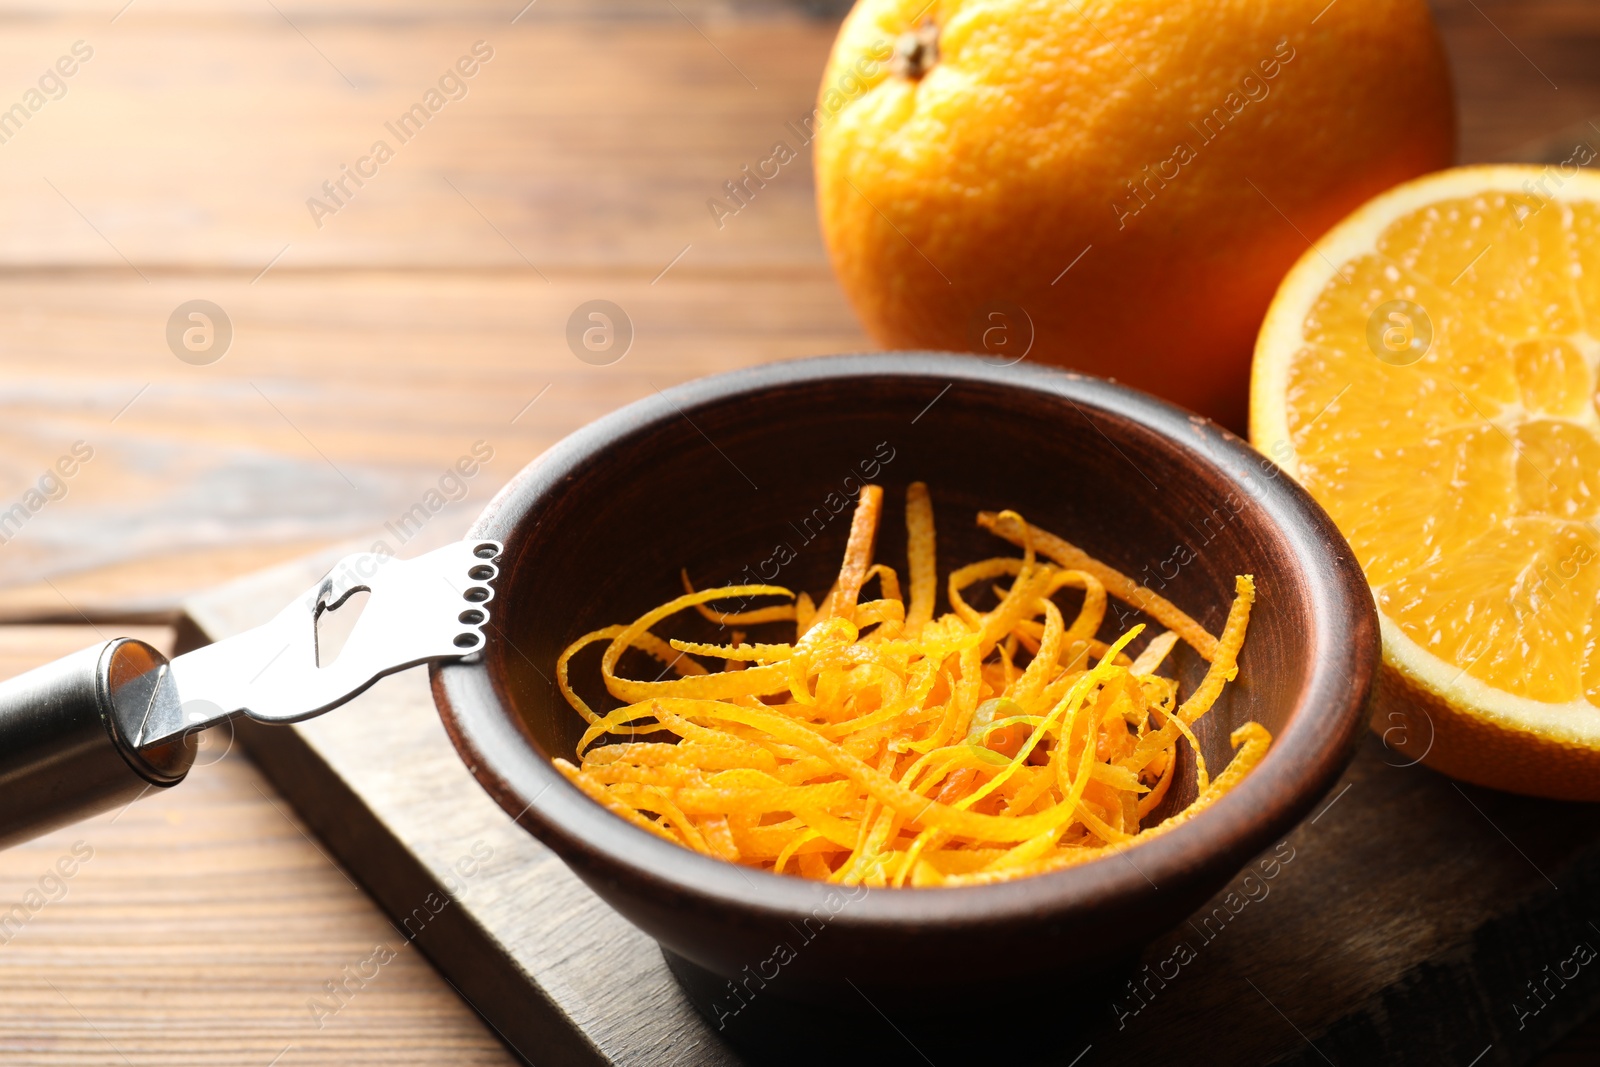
xmin=0 ymin=0 xmax=1595 ymax=1063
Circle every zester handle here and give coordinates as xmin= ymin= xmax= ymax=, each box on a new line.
xmin=0 ymin=638 xmax=194 ymax=849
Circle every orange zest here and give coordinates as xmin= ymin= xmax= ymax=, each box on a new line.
xmin=555 ymin=483 xmax=1265 ymax=886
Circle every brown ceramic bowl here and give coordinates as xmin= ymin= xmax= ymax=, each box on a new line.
xmin=431 ymin=353 xmax=1377 ymax=1022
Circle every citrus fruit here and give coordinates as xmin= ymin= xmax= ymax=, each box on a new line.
xmin=1251 ymin=163 xmax=1600 ymax=801
xmin=814 ymin=0 xmax=1455 ymax=429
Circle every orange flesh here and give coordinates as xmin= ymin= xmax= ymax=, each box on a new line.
xmin=1285 ymin=192 xmax=1600 ymax=706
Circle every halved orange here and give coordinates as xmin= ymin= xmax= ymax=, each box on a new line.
xmin=1251 ymin=164 xmax=1600 ymax=800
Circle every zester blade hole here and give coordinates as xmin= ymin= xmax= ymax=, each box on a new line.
xmin=316 ymin=588 xmax=371 ymax=668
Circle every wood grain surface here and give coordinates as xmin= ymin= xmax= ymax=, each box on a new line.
xmin=0 ymin=0 xmax=1596 ymax=1064
xmin=0 ymin=0 xmax=865 ymax=626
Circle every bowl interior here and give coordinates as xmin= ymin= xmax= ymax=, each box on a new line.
xmin=492 ymin=362 xmax=1326 ymax=826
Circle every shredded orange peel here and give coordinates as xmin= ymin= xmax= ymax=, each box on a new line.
xmin=554 ymin=483 xmax=1267 ymax=888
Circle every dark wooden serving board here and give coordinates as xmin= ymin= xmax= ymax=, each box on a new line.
xmin=179 ymin=548 xmax=1600 ymax=1067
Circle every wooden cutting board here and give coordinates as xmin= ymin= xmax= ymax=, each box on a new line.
xmin=178 ymin=545 xmax=1600 ymax=1067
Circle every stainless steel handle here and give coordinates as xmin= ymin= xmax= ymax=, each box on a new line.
xmin=0 ymin=638 xmax=194 ymax=850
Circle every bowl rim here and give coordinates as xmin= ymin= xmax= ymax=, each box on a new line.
xmin=432 ymin=352 xmax=1379 ymax=929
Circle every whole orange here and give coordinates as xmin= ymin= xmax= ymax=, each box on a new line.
xmin=813 ymin=0 xmax=1456 ymax=429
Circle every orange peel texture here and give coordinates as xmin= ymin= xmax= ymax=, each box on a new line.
xmin=556 ymin=484 xmax=1265 ymax=887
